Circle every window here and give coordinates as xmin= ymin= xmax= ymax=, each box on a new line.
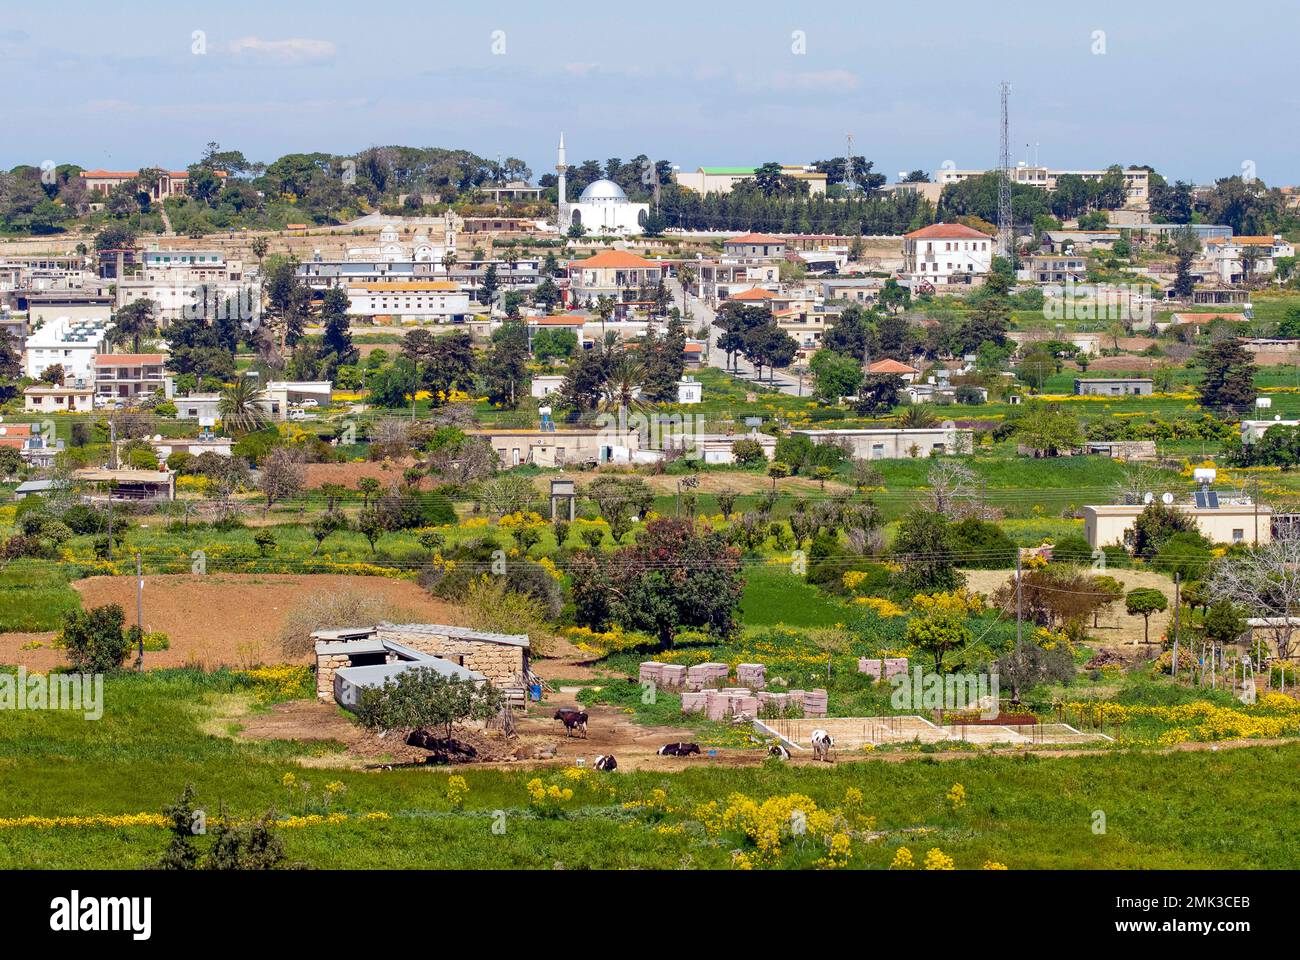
xmin=1233 ymin=529 xmax=1244 ymax=542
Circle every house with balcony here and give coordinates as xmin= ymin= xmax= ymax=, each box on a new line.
xmin=902 ymin=223 xmax=993 ymax=287
xmin=567 ymin=251 xmax=665 ymax=305
xmin=94 ymin=354 xmax=169 ymax=404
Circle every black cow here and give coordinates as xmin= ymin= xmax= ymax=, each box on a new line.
xmin=768 ymin=744 xmax=791 ymax=760
xmin=657 ymin=742 xmax=701 ymax=757
xmin=553 ymin=708 xmax=589 ymax=738
xmin=594 ymin=754 xmax=617 ymax=772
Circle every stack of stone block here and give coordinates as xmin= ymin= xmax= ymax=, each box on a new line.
xmin=704 ymin=687 xmax=760 ymax=721
xmin=640 ymin=661 xmax=690 ymax=688
xmin=639 ymin=662 xmax=666 ymax=686
xmin=736 ymin=663 xmax=767 ymax=689
xmin=858 ymin=658 xmax=883 ymax=680
xmin=785 ymin=688 xmax=828 ymax=718
xmin=680 ymin=690 xmax=708 ymax=714
xmin=883 ymin=658 xmax=909 ymax=680
xmin=685 ymin=662 xmax=730 ymax=690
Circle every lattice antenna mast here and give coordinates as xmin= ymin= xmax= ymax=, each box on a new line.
xmin=997 ymin=81 xmax=1013 ymax=258
xmin=844 ymin=133 xmax=856 ymax=192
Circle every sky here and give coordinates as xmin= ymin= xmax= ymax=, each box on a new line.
xmin=3 ymin=0 xmax=1297 ymax=186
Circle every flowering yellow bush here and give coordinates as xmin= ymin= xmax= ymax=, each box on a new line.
xmin=946 ymin=782 xmax=967 ymax=811
xmin=924 ymin=847 xmax=955 ymax=870
xmin=1061 ymin=697 xmax=1300 ymax=742
xmin=982 ymin=860 xmax=1008 ymax=870
xmin=240 ymin=665 xmax=312 ymax=702
xmin=913 ymin=588 xmax=985 ymax=617
xmin=499 ymin=511 xmax=547 ymax=530
xmin=526 ymin=777 xmax=574 ymax=817
xmin=852 ymin=596 xmax=906 ymax=617
xmin=890 ymin=846 xmax=915 ymax=869
xmin=447 ymin=775 xmax=468 ymax=810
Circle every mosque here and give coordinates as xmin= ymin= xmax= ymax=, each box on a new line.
xmin=556 ymin=133 xmax=651 ymax=235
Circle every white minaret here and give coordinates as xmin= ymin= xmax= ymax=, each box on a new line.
xmin=556 ymin=132 xmax=568 ymax=225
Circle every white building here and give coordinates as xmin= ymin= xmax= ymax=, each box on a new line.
xmin=346 ymin=281 xmax=471 ymax=323
xmin=676 ymin=377 xmax=703 ymax=404
xmin=902 ymin=223 xmax=993 ymax=287
xmin=556 ymin=133 xmax=650 ymax=235
xmin=345 ymin=223 xmax=455 ymax=263
xmin=1201 ymin=236 xmax=1295 ymax=284
xmin=937 ymin=165 xmax=1150 ymax=210
xmin=23 ymin=316 xmax=110 ymax=385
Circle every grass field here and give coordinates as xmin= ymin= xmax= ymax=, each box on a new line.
xmin=0 ymin=562 xmax=81 ymax=631
xmin=0 ymin=668 xmax=1297 ymax=869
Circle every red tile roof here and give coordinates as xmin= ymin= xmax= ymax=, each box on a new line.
xmin=868 ymin=358 xmax=920 ymax=374
xmin=728 ymin=288 xmax=777 ymax=301
xmin=726 ymin=232 xmax=785 ymax=245
xmin=904 ymin=223 xmax=991 ymax=240
xmin=575 ymin=251 xmax=661 ymax=269
xmin=96 ymin=353 xmax=165 ymax=364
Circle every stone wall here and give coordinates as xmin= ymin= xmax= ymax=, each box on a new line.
xmin=376 ymin=628 xmax=526 ymax=688
xmin=316 ymin=653 xmax=351 ymax=702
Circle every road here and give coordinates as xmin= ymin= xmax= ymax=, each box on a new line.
xmin=666 ymin=277 xmax=807 ymax=397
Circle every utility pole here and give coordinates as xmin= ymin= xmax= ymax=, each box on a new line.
xmin=1015 ymin=551 xmax=1023 ymax=647
xmin=1253 ymin=478 xmax=1259 ymax=545
xmin=1172 ymin=572 xmax=1181 ymax=679
xmin=134 ymin=552 xmax=144 ymax=671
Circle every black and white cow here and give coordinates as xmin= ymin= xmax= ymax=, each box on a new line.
xmin=810 ymin=729 xmax=834 ymax=762
xmin=553 ymin=708 xmax=588 ymax=738
xmin=767 ymin=744 xmax=791 ymax=761
xmin=594 ymin=754 xmax=617 ymax=772
xmin=657 ymin=742 xmax=701 ymax=757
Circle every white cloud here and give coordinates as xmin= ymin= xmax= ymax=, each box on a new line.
xmin=228 ymin=36 xmax=337 ymax=65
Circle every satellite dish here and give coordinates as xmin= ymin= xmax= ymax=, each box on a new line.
xmin=1143 ymin=492 xmax=1154 ymax=504
xmin=1162 ymin=492 xmax=1174 ymax=505
xmin=0 ymin=427 xmax=7 ymax=436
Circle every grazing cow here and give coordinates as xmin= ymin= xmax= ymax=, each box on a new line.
xmin=553 ymin=708 xmax=589 ymax=738
xmin=768 ymin=744 xmax=791 ymax=761
xmin=594 ymin=754 xmax=617 ymax=772
xmin=810 ymin=729 xmax=834 ymax=762
xmin=657 ymin=742 xmax=701 ymax=757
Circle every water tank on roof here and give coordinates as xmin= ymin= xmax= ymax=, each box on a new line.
xmin=1193 ymin=468 xmax=1217 ymax=486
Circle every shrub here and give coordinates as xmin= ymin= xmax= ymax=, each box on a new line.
xmin=59 ymin=604 xmax=132 ymax=673
xmin=949 ymin=518 xmax=1016 ymax=569
xmin=1050 ymin=535 xmax=1093 ymax=566
xmin=731 ymin=437 xmax=766 ymax=465
xmin=278 ymin=589 xmax=422 ymax=658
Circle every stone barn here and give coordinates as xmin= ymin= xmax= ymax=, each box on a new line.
xmin=313 ymin=622 xmax=531 ymax=709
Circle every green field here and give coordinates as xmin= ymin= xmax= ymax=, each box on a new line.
xmin=0 ymin=668 xmax=1297 ymax=869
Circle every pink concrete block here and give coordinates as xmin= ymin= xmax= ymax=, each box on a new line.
xmin=883 ymin=658 xmax=909 ymax=679
xmin=659 ymin=664 xmax=687 ymax=687
xmin=858 ymin=658 xmax=883 ymax=679
xmin=680 ymin=691 xmax=707 ymax=714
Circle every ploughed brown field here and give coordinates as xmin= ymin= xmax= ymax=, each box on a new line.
xmin=0 ymin=574 xmax=458 ymax=671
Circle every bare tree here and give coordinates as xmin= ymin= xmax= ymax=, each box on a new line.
xmin=1112 ymin=462 xmax=1180 ymax=506
xmin=1206 ymin=532 xmax=1300 ymax=663
xmin=259 ymin=447 xmax=305 ymax=515
xmin=926 ymin=459 xmax=977 ymax=519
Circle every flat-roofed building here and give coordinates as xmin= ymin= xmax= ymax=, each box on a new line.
xmin=792 ymin=426 xmax=974 ymax=460
xmin=1074 ymin=377 xmax=1153 ymax=396
xmin=1084 ymin=501 xmax=1270 ymax=549
xmin=94 ymin=353 xmax=169 ymax=403
xmin=346 ymin=280 xmax=471 ymax=323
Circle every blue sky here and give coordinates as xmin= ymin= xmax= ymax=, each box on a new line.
xmin=3 ymin=0 xmax=1296 ymax=185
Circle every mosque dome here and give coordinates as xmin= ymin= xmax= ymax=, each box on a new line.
xmin=579 ymin=179 xmax=628 ymax=203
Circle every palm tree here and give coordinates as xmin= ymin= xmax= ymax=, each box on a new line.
xmin=594 ymin=295 xmax=616 ymax=340
xmin=897 ymin=403 xmax=937 ymax=429
xmin=600 ymin=350 xmax=646 ymax=414
xmin=218 ymin=377 xmax=269 ymax=432
xmin=441 ymin=251 xmax=457 ymax=277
